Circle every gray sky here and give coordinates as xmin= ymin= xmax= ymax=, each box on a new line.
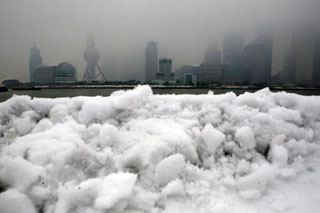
xmin=0 ymin=0 xmax=319 ymax=82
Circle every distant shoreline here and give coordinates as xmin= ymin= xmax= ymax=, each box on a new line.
xmin=31 ymin=85 xmax=320 ymax=91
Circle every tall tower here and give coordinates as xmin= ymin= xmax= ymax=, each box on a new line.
xmin=145 ymin=41 xmax=158 ymax=82
xmin=223 ymin=33 xmax=243 ymax=65
xmin=255 ymin=34 xmax=273 ymax=82
xmin=29 ymin=43 xmax=42 ymax=83
xmin=283 ymin=28 xmax=318 ymax=85
xmin=243 ymin=42 xmax=268 ymax=84
xmin=82 ymin=38 xmax=106 ymax=82
xmin=204 ymin=43 xmax=222 ymax=65
xmin=283 ymin=33 xmax=296 ymax=83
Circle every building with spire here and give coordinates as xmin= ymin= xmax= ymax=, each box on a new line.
xmin=29 ymin=43 xmax=42 ymax=82
xmin=82 ymin=38 xmax=106 ymax=82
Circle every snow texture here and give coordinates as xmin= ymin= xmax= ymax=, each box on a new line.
xmin=0 ymin=85 xmax=320 ymax=212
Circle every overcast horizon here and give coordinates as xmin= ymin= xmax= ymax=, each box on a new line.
xmin=0 ymin=0 xmax=319 ymax=82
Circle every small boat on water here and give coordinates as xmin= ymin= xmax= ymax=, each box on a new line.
xmin=0 ymin=86 xmax=8 ymax=92
xmin=11 ymin=86 xmax=42 ymax=91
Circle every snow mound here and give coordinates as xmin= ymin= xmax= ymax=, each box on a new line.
xmin=0 ymin=189 xmax=37 ymax=213
xmin=0 ymin=85 xmax=320 ymax=212
xmin=95 ymin=172 xmax=137 ymax=210
xmin=155 ymin=154 xmax=185 ymax=186
xmin=235 ymin=126 xmax=256 ymax=149
xmin=201 ymin=123 xmax=226 ymax=154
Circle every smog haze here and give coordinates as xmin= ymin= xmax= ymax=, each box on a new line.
xmin=0 ymin=0 xmax=319 ymax=82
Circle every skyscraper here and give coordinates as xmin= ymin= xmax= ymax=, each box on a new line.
xmin=157 ymin=58 xmax=174 ymax=81
xmin=29 ymin=43 xmax=42 ymax=83
xmin=270 ymin=30 xmax=291 ymax=82
xmin=292 ymin=30 xmax=315 ymax=85
xmin=313 ymin=37 xmax=320 ymax=85
xmin=223 ymin=33 xmax=243 ymax=65
xmin=282 ymin=28 xmax=320 ymax=85
xmin=243 ymin=42 xmax=268 ymax=84
xmin=282 ymin=34 xmax=296 ymax=83
xmin=145 ymin=41 xmax=158 ymax=82
xmin=204 ymin=43 xmax=222 ymax=65
xmin=255 ymin=34 xmax=273 ymax=82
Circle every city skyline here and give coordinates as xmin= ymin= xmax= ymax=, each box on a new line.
xmin=0 ymin=0 xmax=319 ymax=82
xmin=18 ymin=25 xmax=320 ymax=87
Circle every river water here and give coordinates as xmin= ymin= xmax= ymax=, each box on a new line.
xmin=1 ymin=88 xmax=320 ymax=102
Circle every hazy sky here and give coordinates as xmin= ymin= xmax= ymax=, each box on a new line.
xmin=0 ymin=0 xmax=319 ymax=82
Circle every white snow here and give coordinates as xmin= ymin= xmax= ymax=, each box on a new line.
xmin=201 ymin=123 xmax=226 ymax=154
xmin=95 ymin=172 xmax=137 ymax=210
xmin=161 ymin=179 xmax=185 ymax=198
xmin=155 ymin=154 xmax=185 ymax=186
xmin=0 ymin=85 xmax=320 ymax=212
xmin=0 ymin=189 xmax=37 ymax=213
xmin=235 ymin=126 xmax=256 ymax=149
xmin=269 ymin=143 xmax=289 ymax=167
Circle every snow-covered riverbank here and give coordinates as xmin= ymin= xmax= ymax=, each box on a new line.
xmin=0 ymin=85 xmax=319 ymax=213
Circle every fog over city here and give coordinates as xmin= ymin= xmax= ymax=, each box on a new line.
xmin=0 ymin=0 xmax=319 ymax=82
xmin=2 ymin=1 xmax=320 ymax=212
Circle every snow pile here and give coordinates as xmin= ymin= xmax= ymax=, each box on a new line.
xmin=0 ymin=85 xmax=320 ymax=213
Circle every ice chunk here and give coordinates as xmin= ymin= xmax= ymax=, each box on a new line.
xmin=98 ymin=123 xmax=119 ymax=147
xmin=269 ymin=144 xmax=289 ymax=167
xmin=161 ymin=179 xmax=185 ymax=198
xmin=237 ymin=163 xmax=275 ymax=199
xmin=49 ymin=104 xmax=69 ymax=123
xmin=119 ymin=140 xmax=171 ymax=173
xmin=155 ymin=154 xmax=185 ymax=186
xmin=0 ymin=189 xmax=37 ymax=213
xmin=236 ymin=159 xmax=251 ymax=176
xmin=95 ymin=172 xmax=137 ymax=210
xmin=0 ymin=157 xmax=45 ymax=192
xmin=32 ymin=118 xmax=53 ymax=133
xmin=13 ymin=116 xmax=34 ymax=136
xmin=201 ymin=123 xmax=225 ymax=154
xmin=235 ymin=126 xmax=256 ymax=149
xmin=268 ymin=107 xmax=303 ymax=125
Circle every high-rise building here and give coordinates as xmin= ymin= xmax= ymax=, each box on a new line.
xmin=197 ymin=65 xmax=224 ymax=84
xmin=223 ymin=33 xmax=243 ymax=65
xmin=204 ymin=43 xmax=222 ymax=65
xmin=313 ymin=37 xmax=320 ymax=85
xmin=223 ymin=65 xmax=246 ymax=84
xmin=145 ymin=41 xmax=158 ymax=82
xmin=29 ymin=43 xmax=42 ymax=83
xmin=156 ymin=58 xmax=174 ymax=81
xmin=243 ymin=42 xmax=268 ymax=84
xmin=255 ymin=34 xmax=273 ymax=82
xmin=176 ymin=64 xmax=226 ymax=85
xmin=293 ymin=31 xmax=315 ymax=85
xmin=270 ymin=30 xmax=291 ymax=83
xmin=282 ymin=34 xmax=296 ymax=83
xmin=282 ymin=28 xmax=320 ymax=85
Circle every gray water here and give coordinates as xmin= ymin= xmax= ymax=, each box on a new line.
xmin=1 ymin=88 xmax=320 ymax=103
